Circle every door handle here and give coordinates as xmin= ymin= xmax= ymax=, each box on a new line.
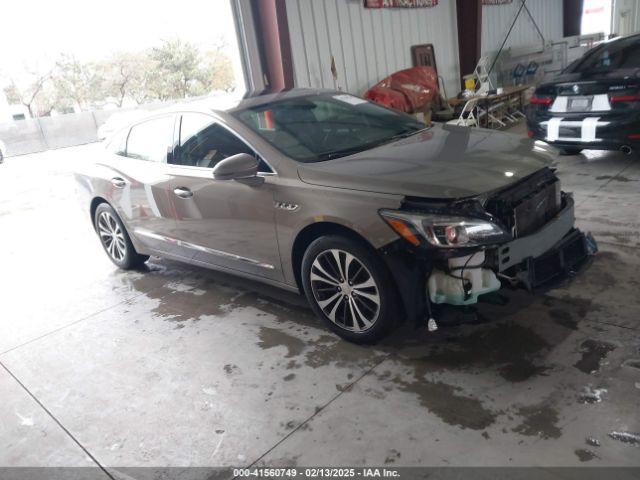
xmin=173 ymin=187 xmax=193 ymax=199
xmin=110 ymin=177 xmax=126 ymax=188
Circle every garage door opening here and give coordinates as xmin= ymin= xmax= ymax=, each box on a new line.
xmin=581 ymin=0 xmax=614 ymax=36
xmin=0 ymin=0 xmax=245 ymax=152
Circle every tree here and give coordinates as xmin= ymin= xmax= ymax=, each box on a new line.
xmin=1 ymin=38 xmax=237 ymax=114
xmin=147 ymin=38 xmax=235 ymax=99
xmin=32 ymin=82 xmax=74 ymax=117
xmin=52 ymin=54 xmax=99 ymax=111
xmin=96 ymin=51 xmax=154 ymax=107
xmin=3 ymin=84 xmax=21 ymax=104
xmin=4 ymin=70 xmax=51 ymax=117
xmin=201 ymin=48 xmax=235 ymax=92
xmin=148 ymin=38 xmax=204 ymax=99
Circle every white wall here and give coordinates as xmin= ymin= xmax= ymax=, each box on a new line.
xmin=481 ymin=0 xmax=564 ymax=55
xmin=613 ymin=0 xmax=640 ymax=36
xmin=285 ymin=0 xmax=460 ymax=97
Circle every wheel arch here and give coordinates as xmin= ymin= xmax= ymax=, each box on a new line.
xmin=90 ymin=196 xmax=151 ymax=260
xmin=90 ymin=196 xmax=110 ymax=229
xmin=291 ymin=221 xmax=381 ymax=294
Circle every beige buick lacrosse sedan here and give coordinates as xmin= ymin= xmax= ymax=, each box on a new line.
xmin=76 ymin=89 xmax=593 ymax=342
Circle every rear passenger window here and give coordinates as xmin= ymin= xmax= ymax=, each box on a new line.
xmin=126 ymin=116 xmax=175 ymax=162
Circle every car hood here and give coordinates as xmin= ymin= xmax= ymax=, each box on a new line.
xmin=297 ymin=123 xmax=553 ymax=199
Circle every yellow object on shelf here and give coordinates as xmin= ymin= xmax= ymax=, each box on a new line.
xmin=464 ymin=77 xmax=476 ymax=91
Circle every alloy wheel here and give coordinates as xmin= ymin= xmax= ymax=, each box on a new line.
xmin=309 ymin=249 xmax=380 ymax=332
xmin=97 ymin=211 xmax=127 ymax=262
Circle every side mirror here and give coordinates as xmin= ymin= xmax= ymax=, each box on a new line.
xmin=212 ymin=153 xmax=263 ymax=185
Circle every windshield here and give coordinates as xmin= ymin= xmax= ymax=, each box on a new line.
xmin=233 ymin=93 xmax=426 ymax=162
xmin=568 ymin=36 xmax=640 ymax=74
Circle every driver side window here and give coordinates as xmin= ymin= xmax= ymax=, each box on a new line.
xmin=174 ymin=113 xmax=269 ymax=171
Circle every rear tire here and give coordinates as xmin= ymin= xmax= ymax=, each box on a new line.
xmin=301 ymin=235 xmax=399 ymax=343
xmin=94 ymin=203 xmax=149 ymax=269
xmin=558 ymin=148 xmax=582 ymax=155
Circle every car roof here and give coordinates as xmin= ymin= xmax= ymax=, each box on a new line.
xmin=158 ymin=88 xmax=337 ymax=116
xmin=594 ymin=31 xmax=640 ymax=48
xmin=101 ymin=88 xmax=343 ymax=143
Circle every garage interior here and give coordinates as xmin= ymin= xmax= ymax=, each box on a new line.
xmin=1 ymin=0 xmax=640 ymax=475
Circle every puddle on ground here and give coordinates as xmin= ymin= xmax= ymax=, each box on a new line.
xmin=543 ymin=294 xmax=599 ymax=318
xmin=499 ymin=360 xmax=551 ymax=383
xmin=409 ymin=322 xmax=551 ymax=383
xmin=257 ymin=327 xmax=386 ymax=370
xmin=574 ymin=339 xmax=616 ymax=374
xmin=548 ymin=308 xmax=578 ymax=330
xmin=512 ymin=403 xmax=562 ymax=439
xmin=238 ymin=291 xmax=314 ymax=322
xmin=258 ymin=326 xmax=306 ymax=358
xmin=130 ymin=268 xmax=241 ymax=321
xmin=128 ymin=260 xmax=317 ymax=327
xmin=384 ymin=449 xmax=401 ymax=464
xmin=304 ymin=336 xmax=385 ymax=369
xmin=575 ymin=449 xmax=598 ymax=462
xmin=595 ymin=175 xmax=633 ymax=182
xmin=622 ymin=359 xmax=640 ymax=371
xmin=223 ymin=364 xmax=240 ymax=375
xmin=391 ymin=376 xmax=498 ymax=430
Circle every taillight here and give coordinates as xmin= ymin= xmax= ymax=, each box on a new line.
xmin=609 ymin=93 xmax=640 ymax=103
xmin=529 ymin=95 xmax=554 ymax=106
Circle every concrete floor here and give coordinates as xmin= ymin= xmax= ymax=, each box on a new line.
xmin=1 ymin=130 xmax=639 ymax=473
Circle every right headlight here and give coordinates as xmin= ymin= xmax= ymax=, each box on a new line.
xmin=379 ymin=209 xmax=512 ymax=248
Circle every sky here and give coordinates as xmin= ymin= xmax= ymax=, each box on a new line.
xmin=0 ymin=0 xmax=243 ymax=85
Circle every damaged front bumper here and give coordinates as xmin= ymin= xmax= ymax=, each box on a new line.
xmin=380 ymin=185 xmax=596 ymax=324
xmin=489 ymin=194 xmax=594 ymax=291
xmin=424 ymin=196 xmax=594 ymax=307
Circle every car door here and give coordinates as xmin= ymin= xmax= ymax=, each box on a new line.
xmin=167 ymin=112 xmax=283 ymax=281
xmin=105 ymin=114 xmax=179 ymax=255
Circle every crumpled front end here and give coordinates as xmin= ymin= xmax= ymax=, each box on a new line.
xmin=378 ymin=167 xmax=596 ymax=325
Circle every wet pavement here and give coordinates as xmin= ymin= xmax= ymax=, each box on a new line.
xmin=0 ymin=139 xmax=639 ymax=471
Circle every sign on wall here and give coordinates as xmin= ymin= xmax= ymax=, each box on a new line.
xmin=482 ymin=0 xmax=514 ymax=4
xmin=364 ymin=0 xmax=438 ymax=8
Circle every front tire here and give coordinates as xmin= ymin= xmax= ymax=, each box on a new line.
xmin=301 ymin=235 xmax=399 ymax=343
xmin=94 ymin=203 xmax=149 ymax=269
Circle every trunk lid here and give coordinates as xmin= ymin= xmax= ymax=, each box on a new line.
xmin=535 ymin=70 xmax=640 ymax=114
xmin=537 ymin=70 xmax=640 ymax=96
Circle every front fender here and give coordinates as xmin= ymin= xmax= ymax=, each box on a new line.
xmin=273 ymin=180 xmax=403 ymax=287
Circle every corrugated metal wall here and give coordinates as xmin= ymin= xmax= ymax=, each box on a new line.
xmin=613 ymin=0 xmax=640 ymax=36
xmin=481 ymin=0 xmax=564 ymax=55
xmin=285 ymin=0 xmax=460 ymax=97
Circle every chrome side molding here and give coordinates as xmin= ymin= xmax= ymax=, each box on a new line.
xmin=134 ymin=228 xmax=275 ymax=270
